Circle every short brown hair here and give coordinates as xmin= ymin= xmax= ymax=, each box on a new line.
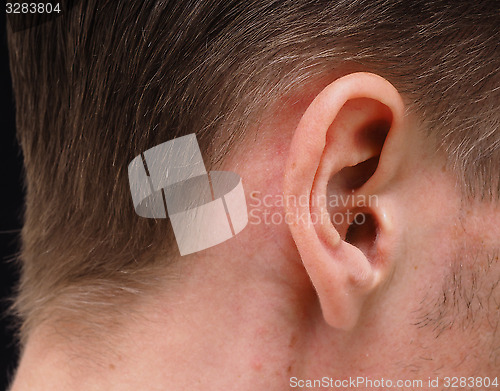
xmin=8 ymin=0 xmax=499 ymax=344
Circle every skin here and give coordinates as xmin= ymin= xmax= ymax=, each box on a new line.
xmin=11 ymin=73 xmax=499 ymax=390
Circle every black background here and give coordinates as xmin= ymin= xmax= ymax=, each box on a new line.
xmin=0 ymin=10 xmax=22 ymax=391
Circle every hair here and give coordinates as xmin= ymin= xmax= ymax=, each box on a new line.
xmin=7 ymin=0 xmax=499 ymax=345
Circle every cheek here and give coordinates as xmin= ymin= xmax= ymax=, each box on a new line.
xmin=380 ymin=247 xmax=499 ymax=377
xmin=349 ymin=197 xmax=487 ymax=375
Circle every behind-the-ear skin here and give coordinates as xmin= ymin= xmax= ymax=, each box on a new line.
xmin=284 ymin=72 xmax=406 ymax=330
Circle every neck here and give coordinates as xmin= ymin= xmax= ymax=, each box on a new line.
xmin=11 ymin=253 xmax=317 ymax=391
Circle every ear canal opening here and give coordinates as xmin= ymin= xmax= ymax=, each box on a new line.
xmin=345 ymin=213 xmax=378 ymax=262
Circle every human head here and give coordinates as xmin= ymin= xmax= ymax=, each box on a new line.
xmin=7 ymin=0 xmax=499 ymax=387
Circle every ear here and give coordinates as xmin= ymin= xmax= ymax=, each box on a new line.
xmin=284 ymin=72 xmax=406 ymax=330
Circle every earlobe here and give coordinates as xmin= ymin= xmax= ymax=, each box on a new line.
xmin=284 ymin=72 xmax=405 ymax=330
